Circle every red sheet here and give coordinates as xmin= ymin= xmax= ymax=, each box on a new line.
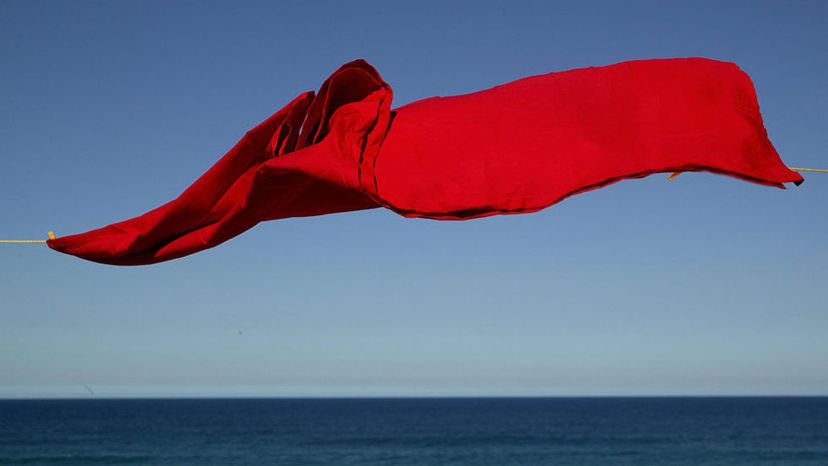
xmin=48 ymin=58 xmax=803 ymax=265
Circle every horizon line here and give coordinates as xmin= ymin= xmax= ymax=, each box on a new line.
xmin=3 ymin=394 xmax=828 ymax=401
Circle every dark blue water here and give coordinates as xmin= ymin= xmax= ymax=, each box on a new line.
xmin=1 ymin=397 xmax=827 ymax=465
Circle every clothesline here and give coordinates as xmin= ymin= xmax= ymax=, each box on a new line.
xmin=0 ymin=231 xmax=54 ymax=244
xmin=665 ymin=167 xmax=825 ymax=180
xmin=789 ymin=167 xmax=828 ymax=173
xmin=0 ymin=166 xmax=824 ymax=244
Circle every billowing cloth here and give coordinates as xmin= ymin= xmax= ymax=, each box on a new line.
xmin=48 ymin=58 xmax=803 ymax=265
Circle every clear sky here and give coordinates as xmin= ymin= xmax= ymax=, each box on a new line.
xmin=1 ymin=0 xmax=826 ymax=398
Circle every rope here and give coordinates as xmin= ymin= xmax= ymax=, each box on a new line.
xmin=790 ymin=167 xmax=828 ymax=173
xmin=669 ymin=166 xmax=826 ymax=181
xmin=0 ymin=231 xmax=54 ymax=244
xmin=0 ymin=166 xmax=824 ymax=243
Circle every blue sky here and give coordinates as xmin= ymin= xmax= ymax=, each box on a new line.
xmin=1 ymin=0 xmax=826 ymax=398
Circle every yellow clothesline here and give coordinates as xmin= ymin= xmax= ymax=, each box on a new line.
xmin=668 ymin=166 xmax=825 ymax=181
xmin=0 ymin=166 xmax=824 ymax=244
xmin=790 ymin=167 xmax=828 ymax=173
xmin=0 ymin=231 xmax=54 ymax=244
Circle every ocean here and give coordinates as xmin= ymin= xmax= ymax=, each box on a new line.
xmin=1 ymin=397 xmax=827 ymax=465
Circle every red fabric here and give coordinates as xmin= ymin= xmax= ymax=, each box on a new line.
xmin=48 ymin=58 xmax=803 ymax=265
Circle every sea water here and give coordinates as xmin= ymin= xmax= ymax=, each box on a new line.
xmin=1 ymin=397 xmax=827 ymax=465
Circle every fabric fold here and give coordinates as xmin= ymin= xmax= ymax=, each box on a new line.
xmin=48 ymin=59 xmax=390 ymax=265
